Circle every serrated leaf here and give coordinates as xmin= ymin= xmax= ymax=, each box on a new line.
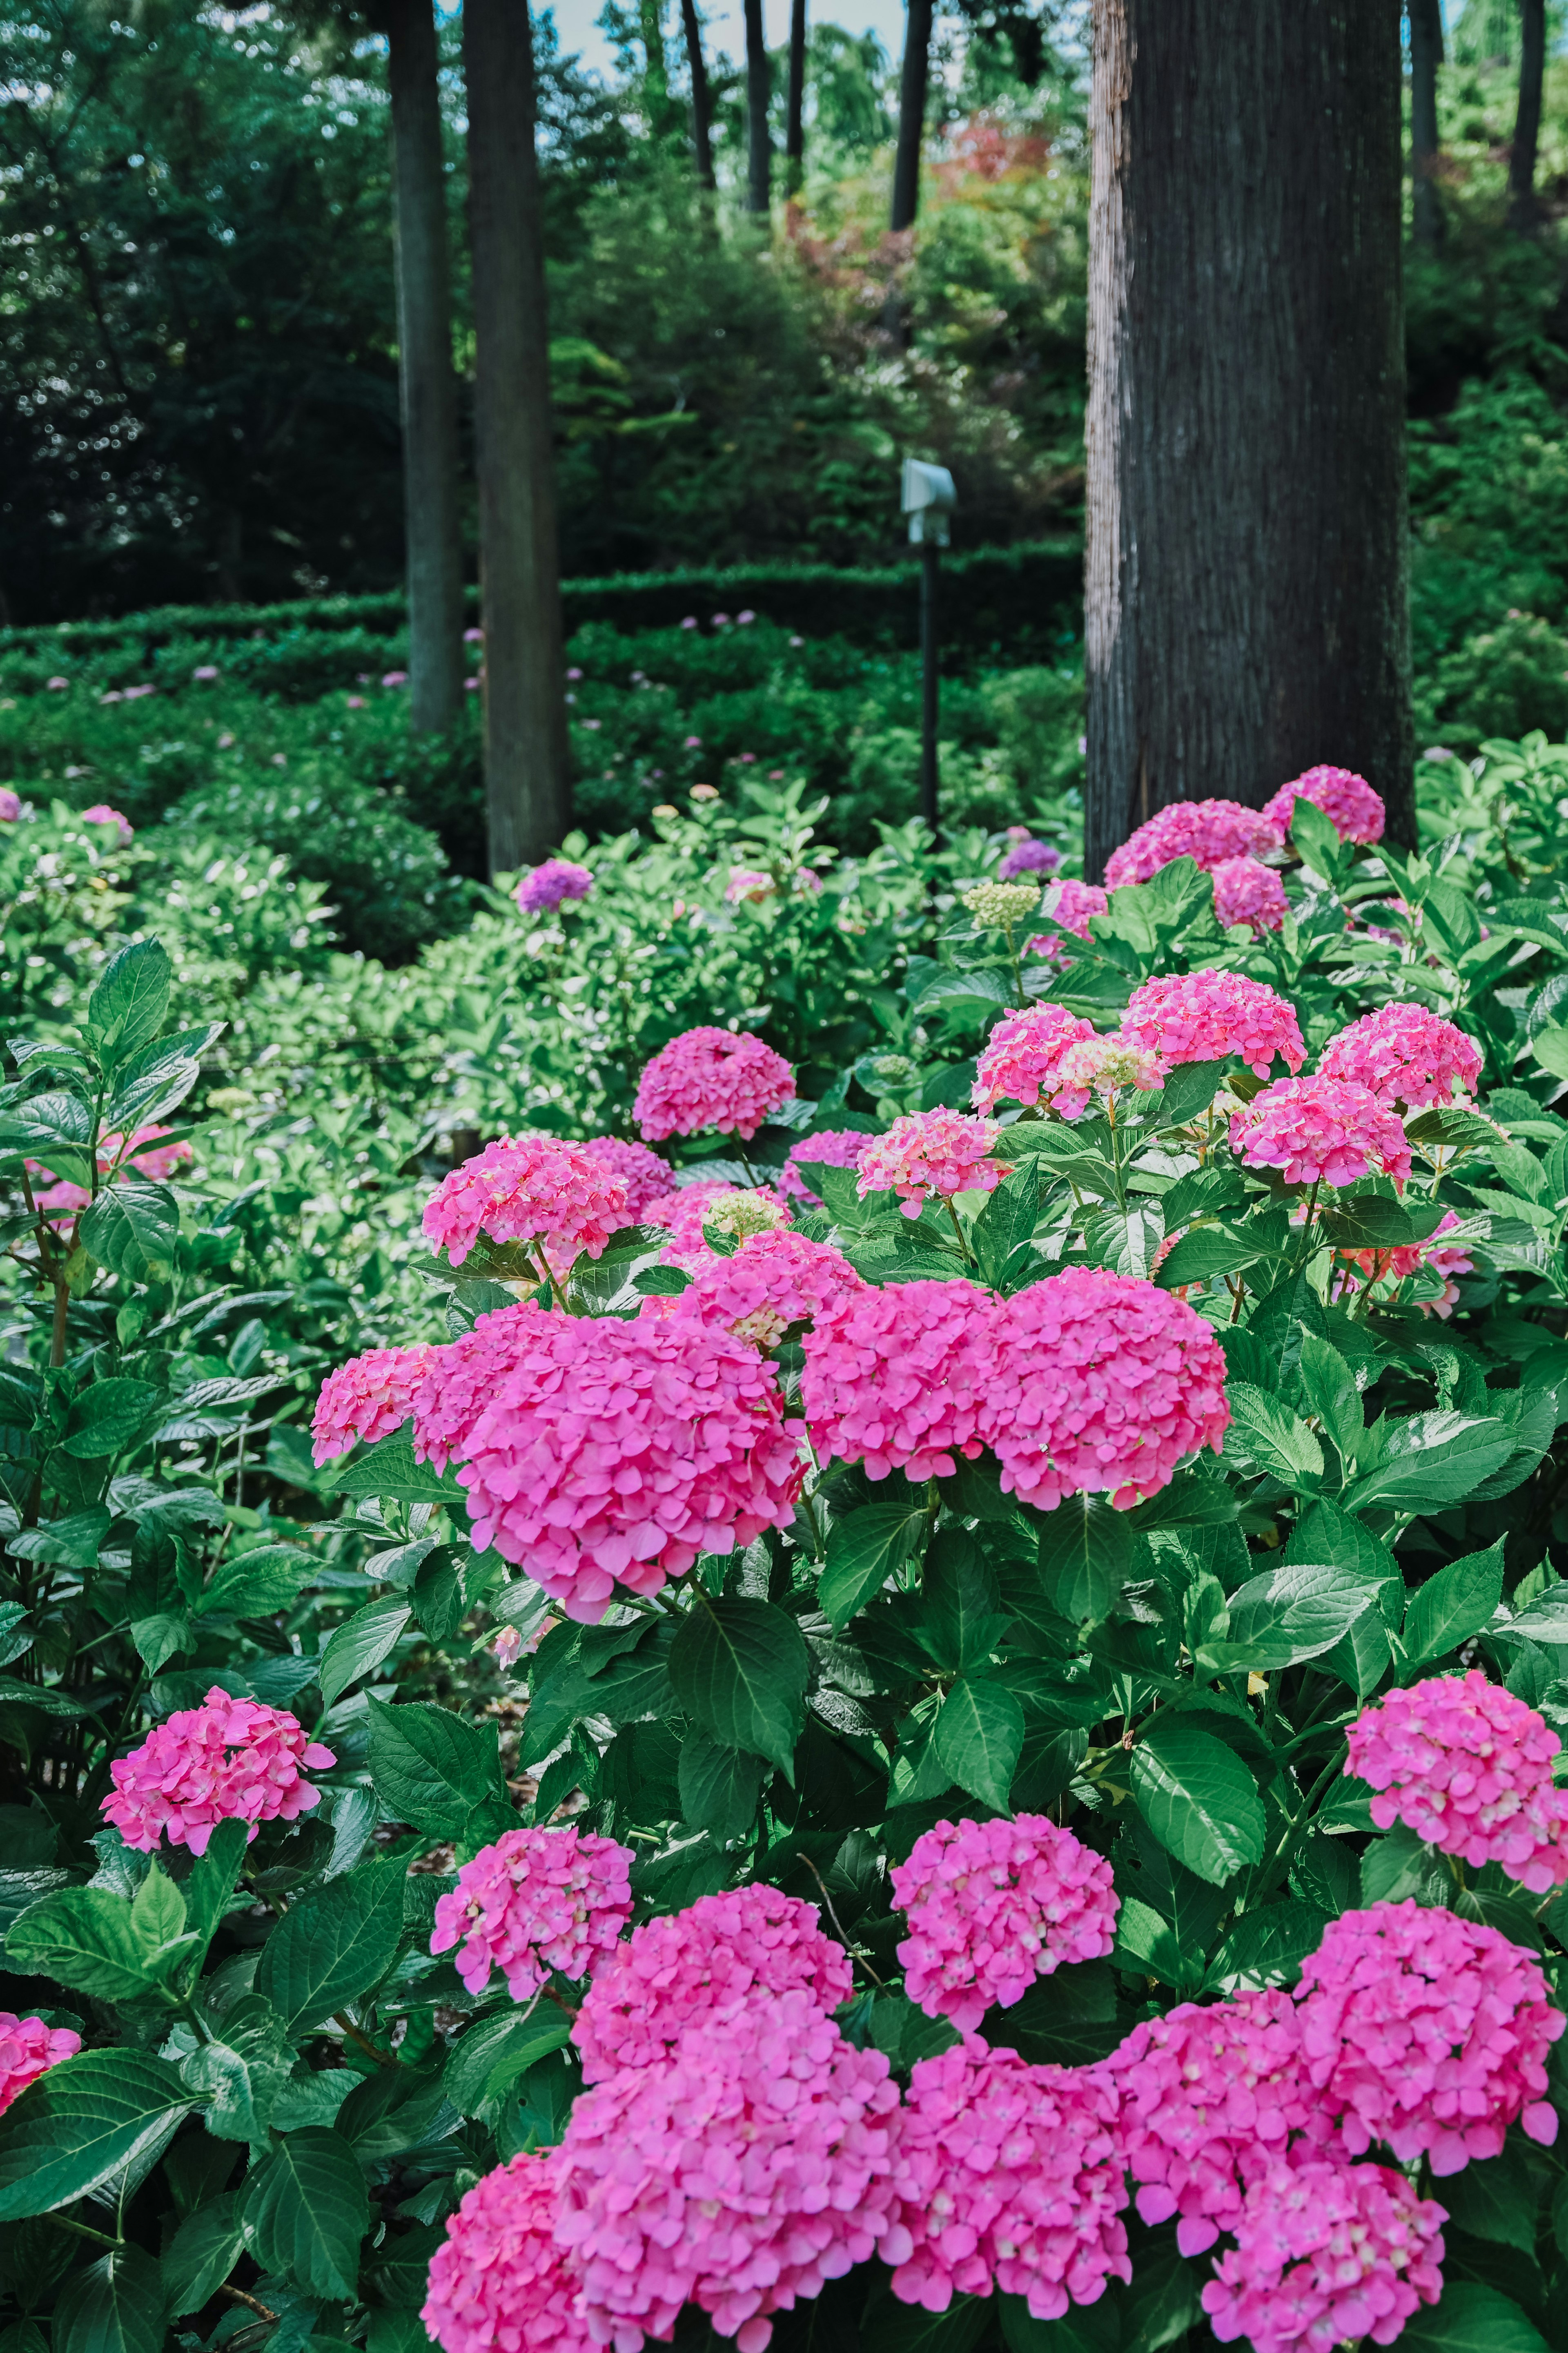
xmin=319 ymin=1594 xmax=412 ymax=1709
xmin=6 ymin=1887 xmax=169 ymax=2005
xmin=86 ymin=940 xmax=172 ymax=1066
xmin=325 ymin=1436 xmax=457 ymax=1504
xmin=62 ymin=1378 xmax=161 ymax=1460
xmin=1403 ymin=1540 xmax=1505 ymax=1670
xmin=443 ymin=2006 xmax=574 ymax=2117
xmin=365 ymin=1694 xmax=508 ymax=1837
xmin=677 ymin=1728 xmax=766 ymax=1839
xmin=933 ymin=1678 xmax=1023 ymax=1809
xmin=1397 ymin=2284 xmax=1549 ymax=2353
xmin=1131 ymin=1718 xmax=1265 ymax=1886
xmin=1038 ymin=1496 xmax=1129 ymax=1623
xmin=163 ymin=2194 xmax=242 ymax=2317
xmin=1223 ymin=1383 xmax=1324 ymax=1485
xmin=670 ymin=1597 xmax=808 ymax=1778
xmin=180 ymin=1994 xmax=296 ymax=2141
xmin=78 ymin=1182 xmax=180 ymax=1284
xmin=0 ymin=2050 xmax=194 ymax=2219
xmin=252 ymin=1857 xmax=407 ymax=2035
xmin=1216 ymin=1561 xmax=1375 ymax=1670
xmin=1341 ymin=1413 xmax=1516 ymax=1511
xmin=820 ymin=1500 xmax=928 ymax=1629
xmin=53 ymin=2246 xmax=165 ymax=2353
xmin=238 ymin=2124 xmax=368 ymax=2299
xmin=196 ymin=1543 xmax=312 ymax=1618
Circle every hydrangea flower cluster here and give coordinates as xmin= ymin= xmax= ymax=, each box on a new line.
xmin=648 ymin=1183 xmax=792 ymax=1272
xmin=972 ymin=1003 xmax=1098 ymax=1112
xmin=580 ymin=1137 xmax=671 ymax=1222
xmin=573 ymin=1884 xmax=853 ymax=2083
xmin=515 ymin=860 xmax=594 ymax=915
xmin=1261 ymin=763 xmax=1386 ymax=844
xmin=422 ymin=2150 xmax=590 ymax=2353
xmin=1212 ymin=856 xmax=1289 ymax=934
xmin=1332 ymin=1209 xmax=1474 ymax=1317
xmin=412 ymin=1304 xmax=539 ymax=1471
xmin=81 ymin=803 xmax=134 ymax=842
xmin=670 ymin=1229 xmax=864 ymax=1349
xmin=423 ymin=1137 xmax=630 ymax=1274
xmin=1028 ymin=879 xmax=1108 ymax=960
xmin=634 ymin=1027 xmax=794 ymax=1141
xmin=891 ymin=1814 xmax=1119 ymax=2033
xmin=0 ymin=789 xmax=20 ymax=822
xmin=1345 ymin=1670 xmax=1568 ymax=1891
xmin=1044 ymin=1033 xmax=1165 ymax=1117
xmin=0 ymin=2014 xmax=82 ymax=2117
xmin=103 ymin=1689 xmax=335 ymax=1854
xmin=886 ymin=2042 xmax=1130 ymax=2321
xmin=1229 ymin=1075 xmax=1412 ymax=1188
xmin=777 ymin=1128 xmax=869 ymax=1206
xmin=963 ymin=880 xmax=1047 ymax=932
xmin=1103 ymin=799 xmax=1280 ymax=889
xmin=102 ymin=1124 xmax=192 ymax=1182
xmin=1316 ymin=1001 xmax=1483 ymax=1109
xmin=554 ymin=1988 xmax=904 ymax=2353
xmin=1200 ymin=2153 xmax=1444 ymax=2353
xmin=998 ymin=835 xmax=1062 ymax=880
xmin=456 ymin=1314 xmax=804 ymax=1621
xmin=312 ymin=1342 xmax=433 ymax=1464
xmin=1122 ymin=970 xmax=1306 ymax=1077
xmin=430 ymin=1826 xmax=635 ymax=1999
xmin=802 ymin=1278 xmax=1001 ymax=1482
xmin=856 ymin=1110 xmax=1007 ymax=1218
xmin=1294 ymin=1901 xmax=1564 ymax=2171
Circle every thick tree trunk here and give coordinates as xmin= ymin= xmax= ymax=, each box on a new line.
xmin=1084 ymin=0 xmax=1412 ymax=882
xmin=463 ymin=0 xmax=570 ymax=875
xmin=745 ymin=0 xmax=771 ymax=213
xmin=1409 ymin=0 xmax=1444 ymax=245
xmin=786 ymin=0 xmax=807 ymax=196
xmin=1510 ymin=0 xmax=1546 ymax=234
xmin=680 ymin=0 xmax=716 ymax=188
xmin=890 ymin=0 xmax=933 ymax=232
xmin=386 ymin=0 xmax=463 ymax=736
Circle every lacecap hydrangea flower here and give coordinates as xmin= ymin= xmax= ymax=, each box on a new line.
xmin=423 ymin=1136 xmax=630 ymax=1273
xmin=1212 ymin=856 xmax=1289 ymax=935
xmin=998 ymin=835 xmax=1062 ymax=880
xmin=1229 ymin=1075 xmax=1412 ymax=1189
xmin=1104 ymin=799 xmax=1280 ymax=890
xmin=634 ymin=1026 xmax=794 ymax=1142
xmin=972 ymin=1002 xmax=1098 ymax=1112
xmin=669 ymin=1228 xmax=864 ymax=1349
xmin=514 ymin=860 xmax=594 ymax=916
xmin=422 ymin=2149 xmax=590 ymax=2353
xmin=0 ymin=2015 xmax=82 ymax=2117
xmin=104 ymin=1689 xmax=334 ymax=1854
xmin=891 ymin=1813 xmax=1119 ymax=2034
xmin=1261 ymin=763 xmax=1386 ymax=845
xmin=312 ymin=1343 xmax=433 ymax=1464
xmin=579 ymin=1136 xmax=670 ymax=1222
xmin=1200 ymin=2152 xmax=1444 ymax=2353
xmin=885 ymin=2041 xmax=1130 ymax=2321
xmin=1316 ymin=1001 xmax=1483 ymax=1110
xmin=573 ymin=1884 xmax=853 ymax=2083
xmin=1028 ymin=878 xmax=1109 ymax=960
xmin=777 ymin=1127 xmax=870 ymax=1206
xmin=802 ymin=1278 xmax=1000 ymax=1483
xmin=856 ymin=1109 xmax=1007 ymax=1218
xmin=430 ymin=1826 xmax=635 ymax=1999
xmin=1122 ymin=970 xmax=1305 ymax=1078
xmin=1346 ymin=1669 xmax=1568 ymax=1891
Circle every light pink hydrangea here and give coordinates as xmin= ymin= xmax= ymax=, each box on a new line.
xmin=777 ymin=1128 xmax=870 ymax=1206
xmin=1103 ymin=801 xmax=1281 ymax=890
xmin=885 ymin=2040 xmax=1129 ymax=2321
xmin=669 ymin=1228 xmax=864 ymax=1349
xmin=1294 ymin=1900 xmax=1565 ymax=2172
xmin=1122 ymin=970 xmax=1306 ymax=1078
xmin=555 ymin=1988 xmax=904 ymax=2353
xmin=1261 ymin=764 xmax=1386 ymax=845
xmin=1044 ymin=1033 xmax=1165 ymax=1117
xmin=1201 ymin=2152 xmax=1444 ymax=2353
xmin=456 ymin=1315 xmax=804 ymax=1622
xmin=802 ymin=1278 xmax=1000 ymax=1483
xmin=81 ymin=803 xmax=134 ymax=842
xmin=644 ymin=1182 xmax=792 ymax=1273
xmin=1229 ymin=1075 xmax=1412 ymax=1189
xmin=103 ymin=1689 xmax=334 ymax=1855
xmin=725 ymin=866 xmax=775 ymax=905
xmin=430 ymin=1826 xmax=634 ymax=1998
xmin=1212 ymin=856 xmax=1289 ymax=935
xmin=423 ymin=1136 xmax=631 ymax=1274
xmin=1346 ymin=1670 xmax=1568 ymax=1892
xmin=312 ymin=1343 xmax=433 ymax=1464
xmin=0 ymin=2015 xmax=82 ymax=2117
xmin=0 ymin=790 xmax=20 ymax=823
xmin=1316 ymin=1001 xmax=1483 ymax=1109
xmin=973 ymin=1002 xmax=1098 ymax=1112
xmin=412 ymin=1304 xmax=539 ymax=1471
xmin=858 ymin=1109 xmax=1007 ymax=1218
xmin=891 ymin=1814 xmax=1119 ymax=2035
xmin=982 ymin=1269 xmax=1231 ymax=1511
xmin=1027 ymin=879 xmax=1109 ymax=961
xmin=423 ymin=2150 xmax=589 ymax=2353
xmin=515 ymin=860 xmax=593 ymax=915
xmin=579 ymin=1137 xmax=670 ymax=1222
xmin=573 ymin=1884 xmax=854 ymax=2083
xmin=634 ymin=1027 xmax=795 ymax=1142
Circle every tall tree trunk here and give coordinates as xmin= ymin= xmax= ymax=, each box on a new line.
xmin=890 ymin=0 xmax=934 ymax=231
xmin=1510 ymin=0 xmax=1546 ymax=234
xmin=1409 ymin=0 xmax=1444 ymax=245
xmin=386 ymin=0 xmax=463 ymax=735
xmin=786 ymin=0 xmax=807 ymax=196
xmin=680 ymin=0 xmax=716 ymax=188
xmin=1084 ymin=0 xmax=1412 ymax=882
xmin=744 ymin=0 xmax=771 ymax=213
xmin=463 ymin=0 xmax=570 ymax=875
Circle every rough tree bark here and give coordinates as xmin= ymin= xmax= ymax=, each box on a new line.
xmin=463 ymin=0 xmax=570 ymax=874
xmin=1408 ymin=0 xmax=1444 ymax=246
xmin=745 ymin=0 xmax=771 ymax=213
xmin=385 ymin=0 xmax=463 ymax=735
xmin=1510 ymin=0 xmax=1546 ymax=234
xmin=890 ymin=0 xmax=934 ymax=231
xmin=786 ymin=0 xmax=808 ymax=196
xmin=680 ymin=0 xmax=716 ymax=188
xmin=1084 ymin=0 xmax=1412 ymax=881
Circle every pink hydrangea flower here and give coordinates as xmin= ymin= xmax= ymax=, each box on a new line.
xmin=1027 ymin=878 xmax=1109 ymax=962
xmin=423 ymin=1136 xmax=630 ymax=1274
xmin=423 ymin=2149 xmax=589 ymax=2353
xmin=885 ymin=2040 xmax=1130 ymax=2321
xmin=857 ymin=1109 xmax=1007 ymax=1217
xmin=669 ymin=1228 xmax=864 ymax=1349
xmin=982 ymin=1269 xmax=1231 ymax=1511
xmin=0 ymin=790 xmax=21 ymax=823
xmin=973 ymin=1003 xmax=1098 ymax=1112
xmin=1229 ymin=1075 xmax=1412 ymax=1188
xmin=634 ymin=1027 xmax=795 ymax=1142
xmin=644 ymin=1181 xmax=792 ymax=1273
xmin=1346 ymin=1670 xmax=1568 ymax=1891
xmin=413 ymin=1304 xmax=539 ymax=1471
xmin=573 ymin=1884 xmax=854 ymax=2083
xmin=777 ymin=1128 xmax=870 ymax=1206
xmin=555 ymin=1987 xmax=904 ymax=2353
xmin=1261 ymin=764 xmax=1386 ymax=845
xmin=430 ymin=1826 xmax=634 ymax=1998
xmin=456 ymin=1315 xmax=804 ymax=1622
xmin=515 ymin=860 xmax=593 ymax=916
xmin=0 ymin=2015 xmax=82 ymax=2117
xmin=1332 ymin=1209 xmax=1474 ymax=1318
xmin=1122 ymin=970 xmax=1306 ymax=1079
xmin=1212 ymin=856 xmax=1289 ymax=935
xmin=891 ymin=1814 xmax=1119 ymax=2034
xmin=578 ymin=1136 xmax=670 ymax=1222
xmin=1104 ymin=801 xmax=1281 ymax=890
xmin=312 ymin=1343 xmax=434 ymax=1464
xmin=81 ymin=803 xmax=133 ymax=842
xmin=802 ymin=1278 xmax=1000 ymax=1483
xmin=1317 ymin=1001 xmax=1483 ymax=1109
xmin=998 ymin=836 xmax=1062 ymax=880
xmin=1200 ymin=2151 xmax=1443 ymax=2353
xmin=726 ymin=866 xmax=775 ymax=905
xmin=102 ymin=1124 xmax=193 ymax=1182
xmin=103 ymin=1689 xmax=334 ymax=1855
xmin=1294 ymin=1900 xmax=1565 ymax=2172
xmin=1044 ymin=1032 xmax=1165 ymax=1117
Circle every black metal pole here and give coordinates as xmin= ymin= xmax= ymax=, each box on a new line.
xmin=920 ymin=538 xmax=939 ymax=838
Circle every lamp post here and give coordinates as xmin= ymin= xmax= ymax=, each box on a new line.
xmin=901 ymin=458 xmax=956 ymax=839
